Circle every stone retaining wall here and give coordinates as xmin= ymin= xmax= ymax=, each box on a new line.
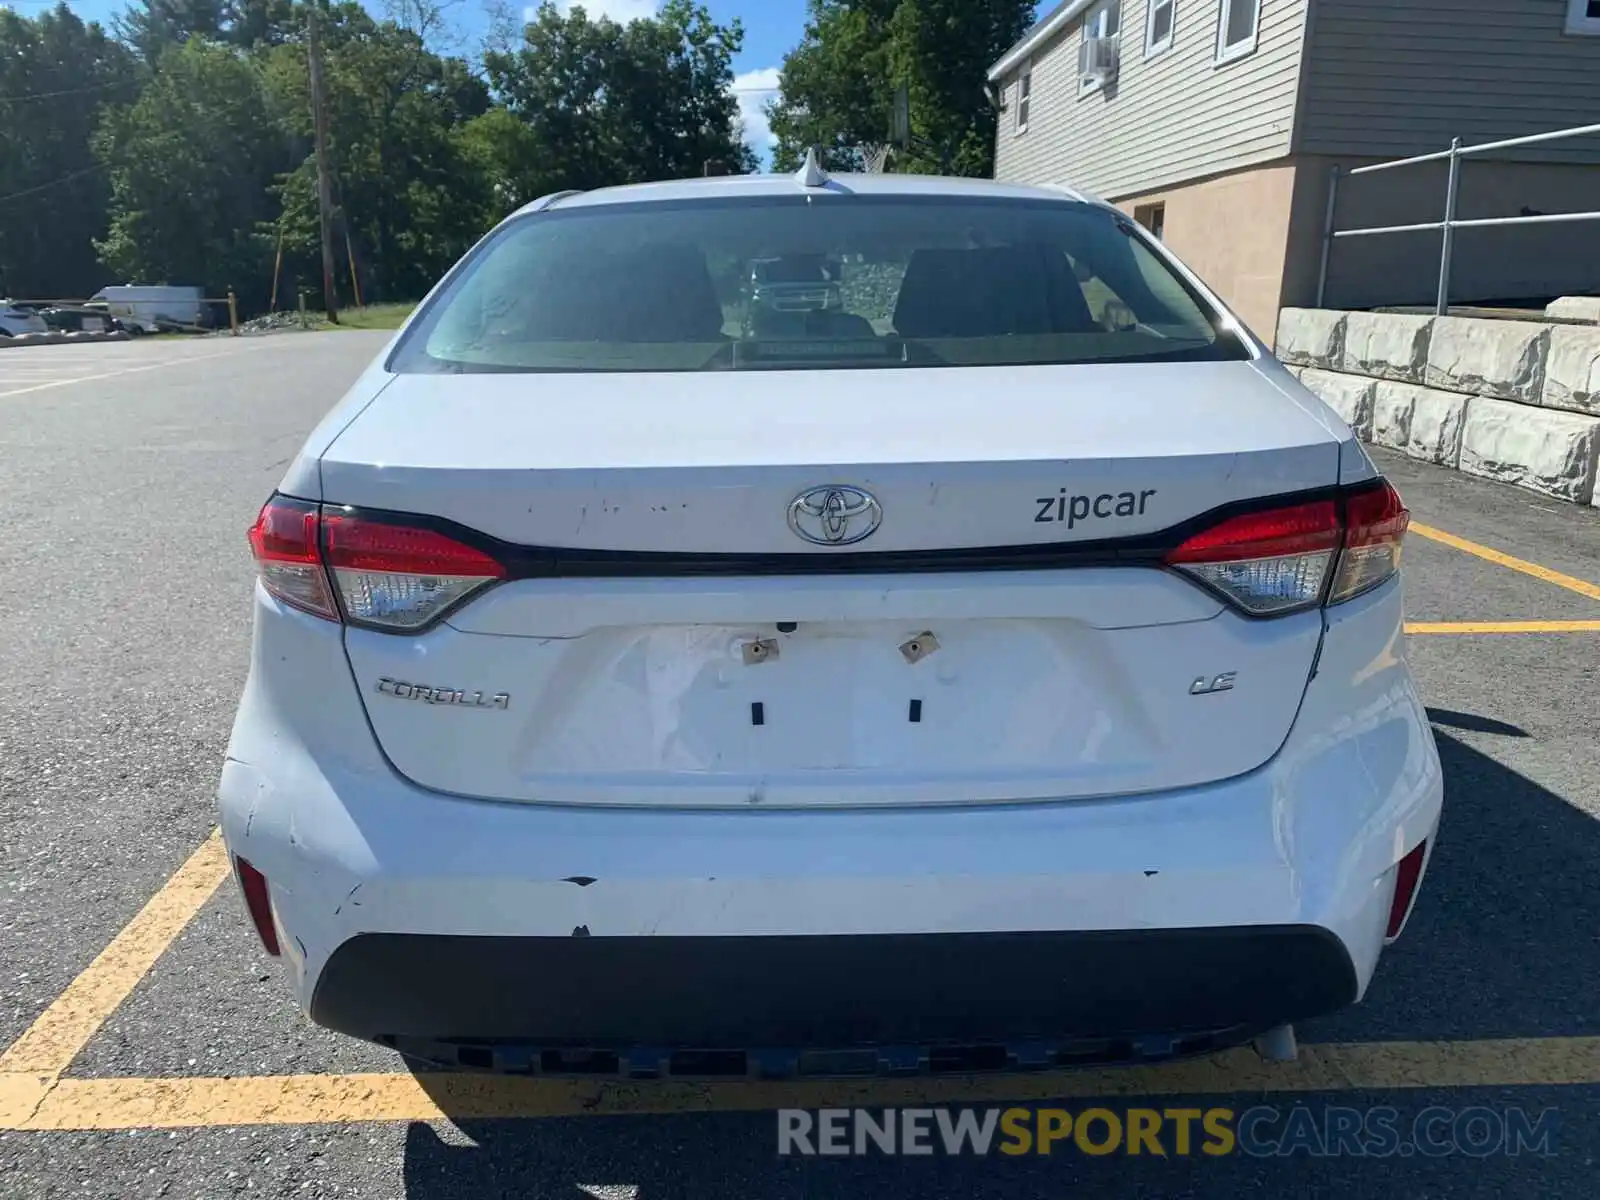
xmin=1276 ymin=308 xmax=1600 ymax=507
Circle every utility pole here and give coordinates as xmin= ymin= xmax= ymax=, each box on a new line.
xmin=307 ymin=5 xmax=340 ymax=323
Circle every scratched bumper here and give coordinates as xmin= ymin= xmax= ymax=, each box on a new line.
xmin=218 ymin=581 xmax=1442 ymax=1050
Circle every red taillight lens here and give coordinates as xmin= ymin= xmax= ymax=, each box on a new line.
xmin=321 ymin=510 xmax=506 ymax=630
xmin=1165 ymin=500 xmax=1342 ymax=615
xmin=234 ymin=855 xmax=280 ymax=956
xmin=1331 ymin=480 xmax=1409 ymax=605
xmin=247 ymin=497 xmax=338 ymax=620
xmin=1386 ymin=839 xmax=1428 ymax=939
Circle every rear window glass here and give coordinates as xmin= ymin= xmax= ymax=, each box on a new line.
xmin=389 ymin=194 xmax=1247 ymax=374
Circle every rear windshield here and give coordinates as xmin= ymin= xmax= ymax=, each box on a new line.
xmin=389 ymin=194 xmax=1248 ymax=374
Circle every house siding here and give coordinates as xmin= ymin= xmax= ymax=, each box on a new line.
xmin=1298 ymin=0 xmax=1600 ymax=160
xmin=992 ymin=0 xmax=1311 ymax=199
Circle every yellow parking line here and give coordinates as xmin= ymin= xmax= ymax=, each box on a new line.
xmin=0 ymin=832 xmax=230 ymax=1077
xmin=1406 ymin=620 xmax=1600 ymax=634
xmin=2 ymin=1037 xmax=1598 ymax=1130
xmin=1410 ymin=523 xmax=1600 ymax=602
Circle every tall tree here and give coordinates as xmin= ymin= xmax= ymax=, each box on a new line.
xmin=116 ymin=0 xmax=299 ymax=64
xmin=769 ymin=0 xmax=1034 ymax=176
xmin=0 ymin=4 xmax=138 ymax=300
xmin=263 ymin=3 xmax=493 ymax=303
xmin=483 ymin=0 xmax=755 ymax=198
xmin=93 ymin=38 xmax=286 ymax=297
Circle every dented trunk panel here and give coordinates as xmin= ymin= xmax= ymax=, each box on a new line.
xmin=323 ymin=357 xmax=1339 ymax=808
xmin=345 ymin=585 xmax=1324 ymax=808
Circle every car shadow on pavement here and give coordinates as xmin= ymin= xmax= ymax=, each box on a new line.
xmin=397 ymin=728 xmax=1600 ymax=1197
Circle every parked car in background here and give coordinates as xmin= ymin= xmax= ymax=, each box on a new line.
xmin=38 ymin=303 xmax=127 ymax=334
xmin=88 ymin=285 xmax=206 ymax=333
xmin=0 ymin=300 xmax=50 ymax=337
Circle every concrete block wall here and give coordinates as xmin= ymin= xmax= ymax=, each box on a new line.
xmin=1277 ymin=309 xmax=1600 ymax=507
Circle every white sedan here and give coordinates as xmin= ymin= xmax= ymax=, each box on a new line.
xmin=220 ymin=161 xmax=1442 ymax=1076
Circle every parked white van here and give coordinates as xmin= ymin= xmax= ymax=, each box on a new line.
xmin=89 ymin=285 xmax=206 ymax=333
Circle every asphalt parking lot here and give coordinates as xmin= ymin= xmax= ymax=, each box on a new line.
xmin=2 ymin=333 xmax=1598 ymax=1197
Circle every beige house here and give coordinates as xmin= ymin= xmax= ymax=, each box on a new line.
xmin=989 ymin=0 xmax=1600 ymax=337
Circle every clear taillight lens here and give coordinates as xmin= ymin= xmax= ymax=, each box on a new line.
xmin=1165 ymin=500 xmax=1342 ymax=615
xmin=247 ymin=496 xmax=338 ymax=620
xmin=1330 ymin=480 xmax=1409 ymax=604
xmin=321 ymin=510 xmax=506 ymax=630
xmin=246 ymin=497 xmax=506 ymax=631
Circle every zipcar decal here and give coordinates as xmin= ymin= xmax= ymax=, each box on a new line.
xmin=1034 ymin=489 xmax=1158 ymax=527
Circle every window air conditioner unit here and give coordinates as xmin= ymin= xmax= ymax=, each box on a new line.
xmin=1079 ymin=35 xmax=1120 ymax=86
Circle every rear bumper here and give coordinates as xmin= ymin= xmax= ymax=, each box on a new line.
xmin=220 ymin=575 xmax=1442 ymax=1054
xmin=312 ymin=927 xmax=1356 ymax=1057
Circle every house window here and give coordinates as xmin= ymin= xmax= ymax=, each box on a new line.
xmin=1216 ymin=0 xmax=1261 ymax=62
xmin=1146 ymin=0 xmax=1176 ymax=56
xmin=1565 ymin=0 xmax=1600 ymax=34
xmin=1016 ymin=70 xmax=1032 ymax=133
xmin=1134 ymin=202 xmax=1167 ymax=241
xmin=1079 ymin=0 xmax=1122 ymax=94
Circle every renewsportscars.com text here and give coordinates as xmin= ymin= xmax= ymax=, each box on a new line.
xmin=777 ymin=1105 xmax=1558 ymax=1158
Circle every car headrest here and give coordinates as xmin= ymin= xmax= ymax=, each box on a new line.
xmin=892 ymin=244 xmax=1097 ymax=339
xmin=520 ymin=241 xmax=726 ymax=343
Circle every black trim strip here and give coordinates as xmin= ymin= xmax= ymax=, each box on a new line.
xmin=319 ymin=479 xmax=1384 ymax=581
xmin=303 ymin=478 xmax=1390 ymax=635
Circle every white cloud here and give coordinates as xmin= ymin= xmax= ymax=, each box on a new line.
xmin=526 ymin=0 xmax=661 ymax=22
xmin=733 ymin=66 xmax=781 ymax=158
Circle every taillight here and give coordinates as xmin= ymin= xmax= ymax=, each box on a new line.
xmin=1165 ymin=500 xmax=1342 ymax=615
xmin=247 ymin=496 xmax=338 ymax=620
xmin=246 ymin=496 xmax=506 ymax=631
xmin=1164 ymin=481 xmax=1408 ymax=617
xmin=1330 ymin=480 xmax=1409 ymax=605
xmin=321 ymin=510 xmax=506 ymax=630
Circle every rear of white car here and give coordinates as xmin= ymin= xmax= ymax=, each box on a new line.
xmin=219 ymin=174 xmax=1441 ymax=1075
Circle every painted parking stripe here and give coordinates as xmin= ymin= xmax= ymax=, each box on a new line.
xmin=0 ymin=341 xmax=281 ymax=398
xmin=0 ymin=832 xmax=230 ymax=1077
xmin=1410 ymin=523 xmax=1600 ymax=602
xmin=3 ymin=1037 xmax=1600 ymax=1131
xmin=1406 ymin=620 xmax=1600 ymax=634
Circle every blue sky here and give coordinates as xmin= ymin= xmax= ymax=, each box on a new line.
xmin=11 ymin=0 xmax=1044 ymax=161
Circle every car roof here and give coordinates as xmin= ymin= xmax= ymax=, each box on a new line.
xmin=511 ymin=172 xmax=1094 ymax=217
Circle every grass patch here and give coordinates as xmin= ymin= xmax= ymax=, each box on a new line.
xmin=330 ymin=303 xmax=416 ymax=330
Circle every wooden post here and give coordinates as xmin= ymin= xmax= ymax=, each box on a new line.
xmin=269 ymin=225 xmax=285 ymax=312
xmin=298 ymin=289 xmax=308 ymax=329
xmin=307 ymin=6 xmax=340 ymax=323
xmin=344 ymin=225 xmax=363 ymax=309
xmin=227 ymin=289 xmax=239 ymax=335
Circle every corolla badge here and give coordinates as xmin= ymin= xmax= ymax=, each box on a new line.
xmin=787 ymin=486 xmax=882 ymax=546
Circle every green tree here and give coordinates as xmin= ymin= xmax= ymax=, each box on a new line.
xmin=116 ymin=0 xmax=299 ymax=64
xmin=94 ymin=38 xmax=286 ymax=298
xmin=262 ymin=3 xmax=493 ymax=304
xmin=770 ymin=0 xmax=1034 ymax=176
xmin=483 ymin=0 xmax=755 ymax=197
xmin=0 ymin=4 xmax=138 ymax=300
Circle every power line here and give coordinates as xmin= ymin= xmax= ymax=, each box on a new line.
xmin=0 ymin=78 xmax=133 ymax=104
xmin=0 ymin=162 xmax=104 ymax=206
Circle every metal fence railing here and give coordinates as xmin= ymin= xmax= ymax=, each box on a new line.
xmin=1316 ymin=122 xmax=1600 ymax=315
